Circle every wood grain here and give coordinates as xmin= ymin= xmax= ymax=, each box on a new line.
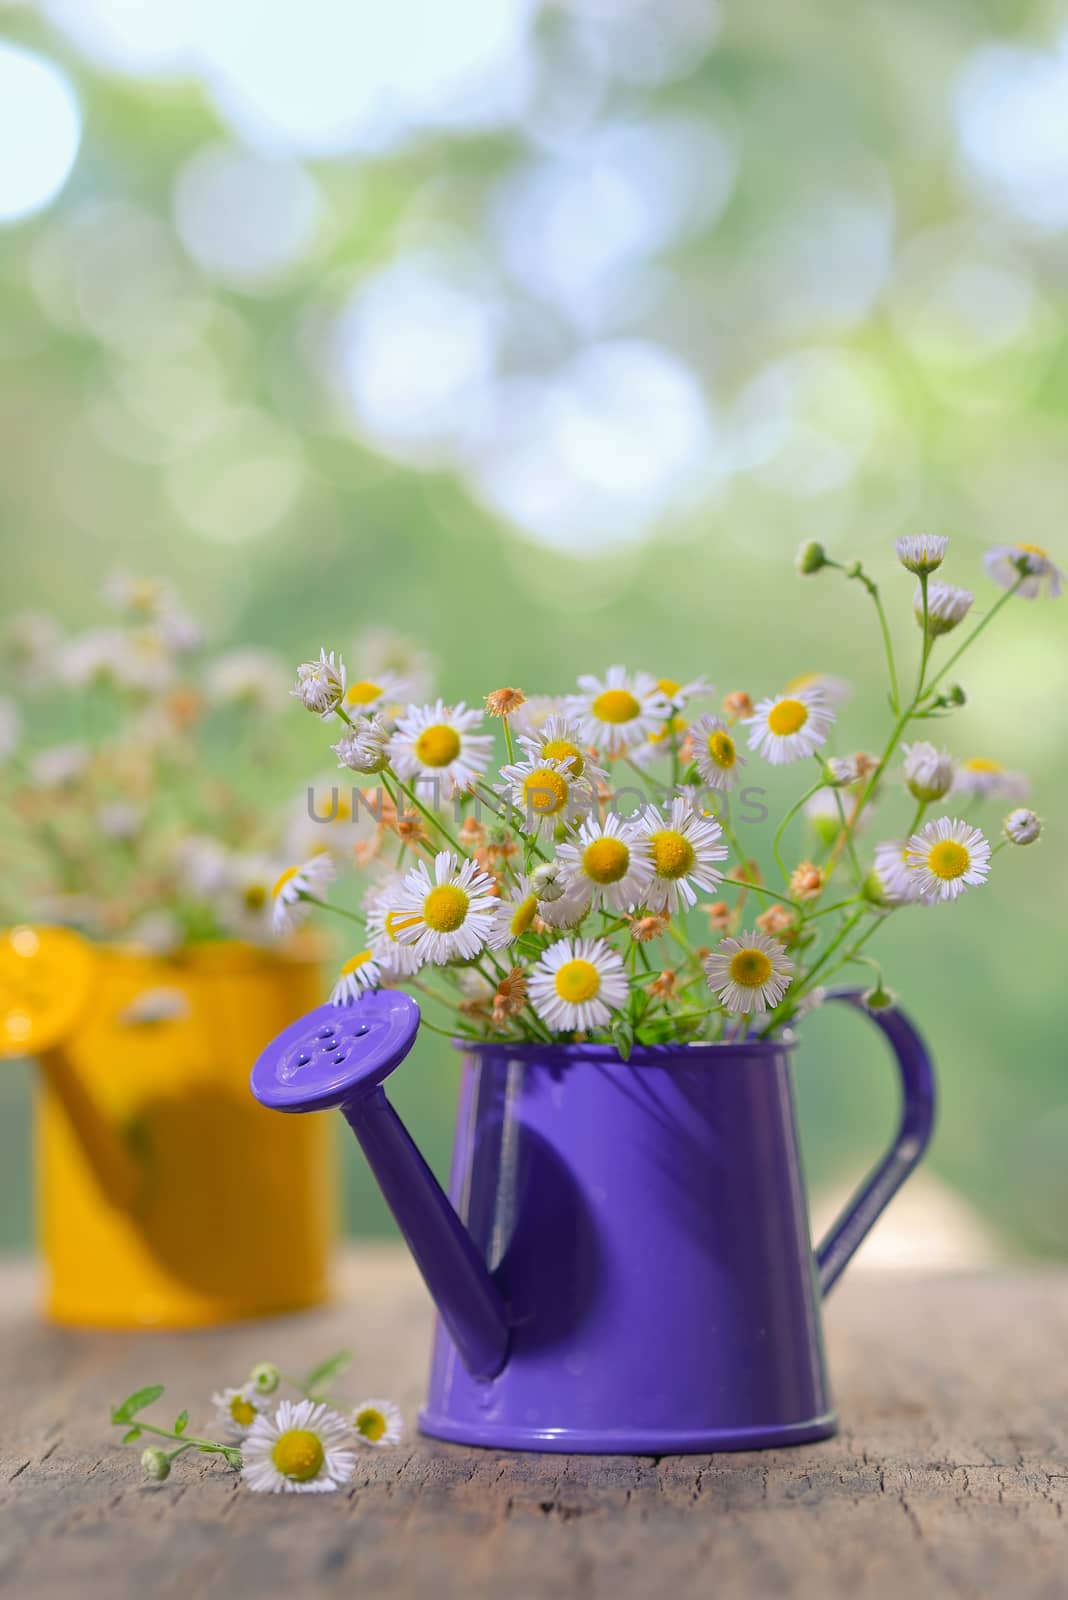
xmin=1 ymin=1249 xmax=1066 ymax=1599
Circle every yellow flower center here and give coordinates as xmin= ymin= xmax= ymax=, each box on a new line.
xmin=272 ymin=866 xmax=300 ymax=900
xmin=243 ymin=884 xmax=267 ymax=910
xmin=582 ymin=837 xmax=630 ymax=884
xmin=523 ymin=768 xmax=569 ymax=814
xmin=767 ymin=699 xmax=808 ymax=737
xmin=1017 ymin=543 xmax=1047 ymax=557
xmin=355 ymin=1407 xmax=387 ymax=1443
xmin=271 ymin=1429 xmax=324 ymax=1483
xmin=592 ymin=688 xmax=640 ymax=725
xmin=785 ymin=672 xmax=819 ymax=692
xmin=657 ymin=677 xmax=680 ymax=697
xmin=510 ymin=895 xmax=538 ymax=937
xmin=345 ymin=679 xmax=383 ymax=705
xmin=229 ymin=1395 xmax=257 ymax=1427
xmin=554 ymin=958 xmax=601 ymax=1004
xmin=415 ymin=723 xmax=461 ymax=767
xmin=541 ymin=738 xmax=584 ymax=776
xmin=341 ymin=950 xmax=373 ymax=975
xmin=649 ymin=829 xmax=695 ymax=879
xmin=422 ymin=884 xmax=469 ymax=932
xmin=926 ymin=840 xmax=969 ymax=880
xmin=728 ymin=948 xmax=773 ymax=988
xmin=707 ymin=730 xmax=736 ymax=769
xmin=964 ymin=758 xmax=1004 ymax=773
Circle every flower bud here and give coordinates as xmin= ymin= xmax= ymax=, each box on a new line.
xmin=142 ymin=1448 xmax=171 ymax=1481
xmin=895 ymin=535 xmax=948 ymax=576
xmin=530 ymin=861 xmax=566 ymax=902
xmin=945 ymin=683 xmax=967 ymax=707
xmin=1003 ymin=808 xmax=1042 ymax=847
xmin=796 ymin=540 xmax=829 ymax=576
xmin=291 ymin=649 xmax=346 ymax=717
xmin=861 ymin=869 xmax=890 ymax=908
xmin=862 ymin=983 xmax=897 ymax=1012
xmin=915 ymin=582 xmax=973 ymax=636
xmin=903 ymin=741 xmax=955 ymax=803
xmin=250 ymin=1361 xmax=281 ymax=1395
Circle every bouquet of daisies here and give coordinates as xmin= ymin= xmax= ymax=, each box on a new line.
xmin=278 ymin=537 xmax=1059 ymax=1052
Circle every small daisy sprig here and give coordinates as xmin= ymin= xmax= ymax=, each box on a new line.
xmin=110 ymin=1350 xmax=403 ymax=1491
xmin=284 ymin=531 xmax=1055 ymax=1050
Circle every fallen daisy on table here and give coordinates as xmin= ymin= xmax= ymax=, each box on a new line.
xmin=242 ymin=1400 xmax=357 ymax=1494
xmin=212 ymin=1385 xmax=266 ymax=1441
xmin=352 ymin=1399 xmax=404 ymax=1448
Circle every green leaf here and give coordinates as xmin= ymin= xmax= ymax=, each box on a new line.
xmin=302 ymin=1349 xmax=353 ymax=1398
xmin=611 ymin=1017 xmax=635 ymax=1062
xmin=174 ymin=1410 xmax=189 ymax=1436
xmin=122 ymin=1427 xmax=142 ymax=1444
xmin=111 ymin=1385 xmax=165 ymax=1425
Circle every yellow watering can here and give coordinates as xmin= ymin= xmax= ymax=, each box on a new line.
xmin=0 ymin=926 xmax=335 ymax=1328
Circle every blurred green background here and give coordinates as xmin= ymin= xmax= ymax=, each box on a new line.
xmin=1 ymin=0 xmax=1065 ymax=1260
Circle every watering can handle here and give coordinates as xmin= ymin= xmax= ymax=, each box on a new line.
xmin=814 ymin=990 xmax=936 ymax=1295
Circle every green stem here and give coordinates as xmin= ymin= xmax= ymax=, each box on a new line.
xmin=720 ymin=876 xmax=802 ymax=912
xmin=854 ymin=570 xmax=900 ymax=712
xmin=303 ymin=894 xmax=366 ymax=930
xmin=395 ymin=777 xmax=466 ymax=856
xmin=772 ymin=781 xmax=825 ymax=884
xmin=502 ymin=715 xmax=516 ymax=766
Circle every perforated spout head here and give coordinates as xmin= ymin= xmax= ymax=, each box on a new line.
xmin=250 ymin=990 xmax=421 ymax=1115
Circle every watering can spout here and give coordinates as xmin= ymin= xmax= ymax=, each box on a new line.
xmin=250 ymin=992 xmax=509 ymax=1381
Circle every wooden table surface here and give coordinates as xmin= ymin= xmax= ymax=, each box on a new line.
xmin=2 ymin=1248 xmax=1066 ymax=1599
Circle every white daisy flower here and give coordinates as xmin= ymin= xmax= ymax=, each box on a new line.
xmin=1004 ymin=808 xmax=1042 ymax=846
xmin=0 ymin=698 xmax=19 ymax=760
xmin=783 ymin=671 xmax=851 ymax=707
xmin=529 ymin=936 xmax=629 ymax=1033
xmin=2 ymin=610 xmax=63 ymax=687
xmin=31 ymin=743 xmax=91 ymax=789
xmin=555 ymin=812 xmax=653 ymax=913
xmin=388 ymin=700 xmax=493 ymax=799
xmin=916 ymin=582 xmax=973 ymax=636
xmin=271 ymin=854 xmax=337 ymax=935
xmin=386 ymin=851 xmax=498 ymax=964
xmin=655 ymin=674 xmax=713 ymax=709
xmin=363 ymin=877 xmax=426 ymax=977
xmin=628 ymin=714 xmax=690 ymax=770
xmin=114 ymin=626 xmax=180 ymax=694
xmin=352 ymin=1399 xmax=404 ymax=1448
xmin=689 ymin=713 xmax=746 ymax=792
xmin=330 ymin=949 xmax=384 ymax=1005
xmin=212 ymin=1384 xmax=267 ymax=1441
xmin=904 ymin=816 xmax=992 ymax=903
xmin=487 ymin=875 xmax=540 ymax=949
xmin=353 ymin=627 xmax=436 ymax=704
xmin=983 ymin=542 xmax=1064 ymax=601
xmin=637 ymin=795 xmax=728 ymax=914
xmin=745 ymin=689 xmax=835 ymax=766
xmin=902 ymin=741 xmax=956 ymax=802
xmin=206 ymin=648 xmax=290 ymax=712
xmin=704 ymin=931 xmax=794 ymax=1015
xmin=895 ymin=534 xmax=948 ymax=575
xmin=518 ymin=714 xmax=607 ymax=789
xmin=498 ymin=755 xmax=594 ymax=841
xmin=566 ymin=666 xmax=672 ymax=754
xmin=291 ymin=649 xmax=346 ymax=718
xmin=332 ymin=714 xmax=391 ymax=774
xmin=952 ymin=757 xmax=1029 ymax=801
xmin=57 ymin=627 xmax=127 ymax=690
xmin=242 ymin=1399 xmax=356 ymax=1494
xmin=507 ymin=694 xmax=563 ymax=740
xmin=872 ymin=839 xmax=923 ymax=905
xmin=825 ymin=755 xmax=864 ymax=786
xmin=341 ymin=669 xmax=409 ymax=719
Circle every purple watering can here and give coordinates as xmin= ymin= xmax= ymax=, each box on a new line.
xmin=251 ymin=989 xmax=935 ymax=1454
